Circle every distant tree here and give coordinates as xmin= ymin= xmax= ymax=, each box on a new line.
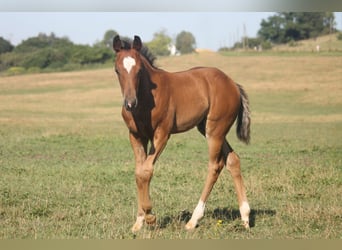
xmin=0 ymin=51 xmax=23 ymax=71
xmin=282 ymin=12 xmax=335 ymax=40
xmin=247 ymin=37 xmax=263 ymax=49
xmin=146 ymin=30 xmax=172 ymax=56
xmin=14 ymin=32 xmax=73 ymax=53
xmin=258 ymin=12 xmax=336 ymax=44
xmin=69 ymin=45 xmax=112 ymax=65
xmin=0 ymin=37 xmax=14 ymax=54
xmin=21 ymin=48 xmax=66 ymax=69
xmin=101 ymin=29 xmax=119 ymax=48
xmin=176 ymin=31 xmax=196 ymax=54
xmin=258 ymin=15 xmax=286 ymax=44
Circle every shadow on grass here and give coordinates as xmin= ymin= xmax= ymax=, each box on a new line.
xmin=158 ymin=210 xmax=192 ymax=229
xmin=158 ymin=208 xmax=276 ymax=229
xmin=209 ymin=207 xmax=277 ymax=228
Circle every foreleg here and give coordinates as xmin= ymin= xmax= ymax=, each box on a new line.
xmin=131 ymin=128 xmax=169 ymax=233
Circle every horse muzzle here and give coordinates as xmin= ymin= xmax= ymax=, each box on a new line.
xmin=124 ymin=97 xmax=138 ymax=111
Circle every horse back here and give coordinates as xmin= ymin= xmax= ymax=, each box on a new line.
xmin=163 ymin=67 xmax=240 ymax=133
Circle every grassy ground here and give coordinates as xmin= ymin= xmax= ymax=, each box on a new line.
xmin=0 ymin=52 xmax=341 ymax=239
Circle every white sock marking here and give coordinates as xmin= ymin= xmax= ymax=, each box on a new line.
xmin=185 ymin=200 xmax=206 ymax=230
xmin=191 ymin=200 xmax=206 ymax=222
xmin=132 ymin=215 xmax=144 ymax=233
xmin=123 ymin=56 xmax=136 ymax=73
xmin=240 ymin=201 xmax=250 ymax=222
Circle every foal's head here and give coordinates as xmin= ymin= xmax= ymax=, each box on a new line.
xmin=113 ymin=35 xmax=143 ymax=111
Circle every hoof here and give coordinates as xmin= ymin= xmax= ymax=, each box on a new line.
xmin=131 ymin=223 xmax=143 ymax=233
xmin=184 ymin=221 xmax=196 ymax=231
xmin=242 ymin=220 xmax=250 ymax=229
xmin=131 ymin=215 xmax=144 ymax=233
xmin=145 ymin=214 xmax=156 ymax=225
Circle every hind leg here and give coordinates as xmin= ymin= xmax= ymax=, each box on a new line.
xmin=185 ymin=120 xmax=225 ymax=230
xmin=222 ymin=141 xmax=250 ymax=228
xmin=185 ymin=135 xmax=225 ymax=230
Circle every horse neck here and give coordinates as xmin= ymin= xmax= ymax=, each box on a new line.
xmin=132 ymin=57 xmax=158 ymax=117
xmin=140 ymin=55 xmax=162 ymax=78
xmin=138 ymin=56 xmax=159 ymax=97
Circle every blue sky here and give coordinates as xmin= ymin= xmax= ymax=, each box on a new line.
xmin=1 ymin=12 xmax=341 ymax=51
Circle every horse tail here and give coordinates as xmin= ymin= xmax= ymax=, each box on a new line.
xmin=236 ymin=83 xmax=251 ymax=144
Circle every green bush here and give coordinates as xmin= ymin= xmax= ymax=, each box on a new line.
xmin=337 ymin=32 xmax=342 ymax=40
xmin=27 ymin=67 xmax=41 ymax=74
xmin=61 ymin=63 xmax=82 ymax=72
xmin=6 ymin=66 xmax=26 ymax=75
xmin=261 ymin=40 xmax=273 ymax=50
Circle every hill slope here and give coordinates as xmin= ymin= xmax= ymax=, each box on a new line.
xmin=272 ymin=34 xmax=342 ymax=52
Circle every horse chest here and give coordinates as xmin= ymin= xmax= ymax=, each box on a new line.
xmin=134 ymin=118 xmax=152 ymax=137
xmin=122 ymin=110 xmax=155 ymax=139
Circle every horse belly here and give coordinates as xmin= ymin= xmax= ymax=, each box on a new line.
xmin=171 ymin=98 xmax=208 ymax=133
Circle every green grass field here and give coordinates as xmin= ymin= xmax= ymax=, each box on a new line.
xmin=0 ymin=52 xmax=341 ymax=239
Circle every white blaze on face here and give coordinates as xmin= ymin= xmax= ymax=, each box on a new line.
xmin=123 ymin=56 xmax=136 ymax=73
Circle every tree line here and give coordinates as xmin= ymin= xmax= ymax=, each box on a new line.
xmin=221 ymin=12 xmax=338 ymax=51
xmin=0 ymin=30 xmax=196 ymax=74
xmin=0 ymin=32 xmax=113 ymax=74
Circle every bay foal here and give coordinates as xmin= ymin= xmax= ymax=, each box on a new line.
xmin=113 ymin=35 xmax=251 ymax=232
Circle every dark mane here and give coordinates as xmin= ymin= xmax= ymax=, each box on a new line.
xmin=120 ymin=38 xmax=157 ymax=69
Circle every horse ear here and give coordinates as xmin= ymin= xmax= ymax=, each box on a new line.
xmin=133 ymin=35 xmax=142 ymax=51
xmin=113 ymin=35 xmax=121 ymax=53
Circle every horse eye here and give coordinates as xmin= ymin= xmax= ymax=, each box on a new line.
xmin=115 ymin=68 xmax=120 ymax=75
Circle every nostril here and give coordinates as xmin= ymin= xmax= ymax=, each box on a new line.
xmin=124 ymin=98 xmax=138 ymax=111
xmin=133 ymin=98 xmax=138 ymax=108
